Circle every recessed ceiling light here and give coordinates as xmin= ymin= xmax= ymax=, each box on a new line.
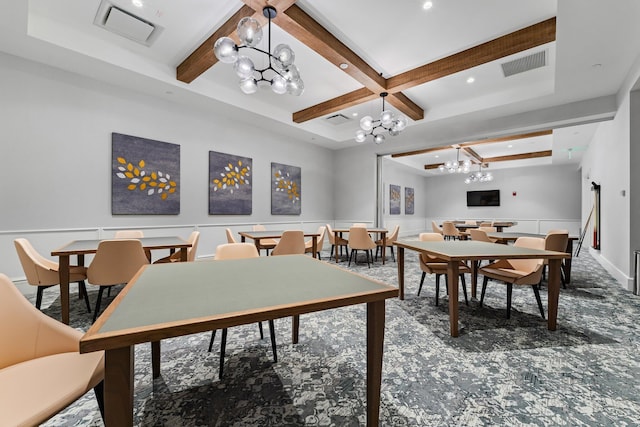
xmin=434 ymin=155 xmax=439 ymax=158
xmin=352 ymin=112 xmax=358 ymax=117
xmin=132 ymin=0 xmax=143 ymax=8
xmin=507 ymin=144 xmax=513 ymax=148
xmin=423 ymin=1 xmax=433 ymax=10
xmin=466 ymin=76 xmax=475 ymax=84
xmin=339 ymin=63 xmax=349 ymax=69
xmin=592 ymin=63 xmax=602 ymax=68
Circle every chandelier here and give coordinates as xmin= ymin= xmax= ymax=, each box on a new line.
xmin=355 ymin=92 xmax=408 ymax=144
xmin=464 ymin=164 xmax=493 ymax=184
xmin=213 ymin=6 xmax=304 ymax=96
xmin=438 ymin=147 xmax=471 ymax=173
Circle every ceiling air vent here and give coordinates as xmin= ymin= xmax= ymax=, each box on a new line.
xmin=324 ymin=114 xmax=351 ymax=125
xmin=94 ymin=0 xmax=161 ymax=46
xmin=501 ymin=50 xmax=546 ymax=77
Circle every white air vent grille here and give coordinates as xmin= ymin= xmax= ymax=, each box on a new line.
xmin=325 ymin=114 xmax=351 ymax=125
xmin=94 ymin=0 xmax=161 ymax=46
xmin=501 ymin=50 xmax=546 ymax=77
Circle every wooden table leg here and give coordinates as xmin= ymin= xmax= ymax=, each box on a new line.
xmin=367 ymin=300 xmax=385 ymax=427
xmin=104 ymin=346 xmax=134 ymax=427
xmin=151 ymin=341 xmax=161 ymax=378
xmin=334 ymin=232 xmax=340 ymax=263
xmin=180 ymin=247 xmax=187 ymax=262
xmin=312 ymin=236 xmax=317 ymax=259
xmin=447 ymin=262 xmax=460 ymax=337
xmin=381 ymin=232 xmax=387 ymax=265
xmin=292 ymin=315 xmax=300 ymax=344
xmin=59 ymin=254 xmax=70 ymax=325
xmin=397 ymin=247 xmax=405 ymax=300
xmin=77 ymin=254 xmax=85 ymax=299
xmin=547 ymin=258 xmax=562 ymax=331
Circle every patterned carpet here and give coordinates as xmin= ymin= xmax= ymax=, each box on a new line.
xmin=35 ymin=243 xmax=640 ymax=426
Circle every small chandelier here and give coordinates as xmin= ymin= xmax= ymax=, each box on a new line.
xmin=438 ymin=147 xmax=471 ymax=173
xmin=464 ymin=163 xmax=493 ymax=184
xmin=355 ymin=92 xmax=408 ymax=144
xmin=213 ymin=6 xmax=304 ymax=96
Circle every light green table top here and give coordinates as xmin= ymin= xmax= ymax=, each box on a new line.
xmin=81 ymin=255 xmax=397 ymax=351
xmin=52 ymin=236 xmax=189 ymax=255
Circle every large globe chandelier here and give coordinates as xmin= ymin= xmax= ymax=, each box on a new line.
xmin=355 ymin=93 xmax=408 ymax=144
xmin=213 ymin=6 xmax=304 ymax=96
xmin=438 ymin=147 xmax=472 ymax=173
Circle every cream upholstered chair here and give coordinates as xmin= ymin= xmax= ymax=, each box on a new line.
xmin=14 ymin=238 xmax=91 ymax=313
xmin=479 ymin=236 xmax=546 ymax=319
xmin=431 ymin=221 xmax=443 ymax=235
xmin=114 ymin=230 xmax=144 ymax=238
xmin=326 ymin=223 xmax=348 ymax=261
xmin=479 ymin=222 xmax=493 ymax=227
xmin=154 ymin=231 xmax=200 ymax=264
xmin=0 ymin=273 xmax=104 ymax=426
xmin=252 ymin=224 xmax=277 ymax=255
xmin=416 ymin=233 xmax=469 ymax=306
xmin=352 ymin=223 xmax=367 ymax=227
xmin=87 ymin=239 xmax=150 ymax=321
xmin=305 ymin=226 xmax=326 ymax=259
xmin=208 ymin=243 xmax=277 ymax=378
xmin=478 ymin=226 xmax=497 ymax=233
xmin=225 ymin=228 xmax=237 ymax=243
xmin=464 ymin=220 xmax=477 ymax=225
xmin=271 ymin=230 xmax=305 ymax=256
xmin=375 ymin=225 xmax=399 ymax=262
xmin=347 ymin=226 xmax=377 ymax=267
xmin=442 ymin=221 xmax=462 ymax=240
xmin=469 ymin=228 xmax=498 ymax=243
xmin=541 ymin=231 xmax=569 ymax=288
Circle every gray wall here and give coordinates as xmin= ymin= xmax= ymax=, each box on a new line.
xmin=0 ymin=53 xmax=334 ymax=278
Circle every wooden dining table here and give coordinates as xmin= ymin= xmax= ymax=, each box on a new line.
xmin=331 ymin=227 xmax=389 ymax=264
xmin=487 ymin=232 xmax=578 ymax=283
xmin=394 ymin=239 xmax=569 ymax=337
xmin=238 ymin=230 xmax=320 ymax=258
xmin=51 ymin=236 xmax=191 ymax=325
xmin=79 ymin=255 xmax=398 ymax=426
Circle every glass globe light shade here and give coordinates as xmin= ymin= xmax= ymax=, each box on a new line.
xmin=360 ymin=116 xmax=374 ymax=131
xmin=355 ymin=130 xmax=367 ymax=142
xmin=282 ymin=64 xmax=300 ymax=81
xmin=273 ymin=44 xmax=295 ymax=68
xmin=374 ymin=134 xmax=385 ymax=144
xmin=214 ymin=37 xmax=238 ymax=64
xmin=237 ymin=17 xmax=263 ymax=47
xmin=486 ymin=173 xmax=493 ymax=181
xmin=380 ymin=110 xmax=394 ymax=126
xmin=233 ymin=56 xmax=255 ymax=78
xmin=389 ymin=129 xmax=400 ymax=136
xmin=445 ymin=160 xmax=453 ymax=169
xmin=463 ymin=159 xmax=472 ymax=168
xmin=239 ymin=77 xmax=258 ymax=94
xmin=271 ymin=75 xmax=287 ymax=94
xmin=394 ymin=116 xmax=408 ymax=131
xmin=286 ymin=78 xmax=304 ymax=96
xmin=438 ymin=165 xmax=445 ymax=172
xmin=465 ymin=178 xmax=471 ymax=184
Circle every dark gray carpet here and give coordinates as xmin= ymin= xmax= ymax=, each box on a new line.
xmin=36 ymin=244 xmax=640 ymax=426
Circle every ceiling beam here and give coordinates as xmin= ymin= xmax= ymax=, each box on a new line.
xmin=391 ymin=146 xmax=449 ymax=158
xmin=459 ymin=130 xmax=553 ymax=147
xmin=387 ymin=18 xmax=556 ymax=92
xmin=462 ymin=147 xmax=483 ymax=163
xmin=295 ymin=17 xmax=555 ymax=122
xmin=293 ymin=87 xmax=377 ymax=123
xmin=483 ymin=150 xmax=552 ymax=163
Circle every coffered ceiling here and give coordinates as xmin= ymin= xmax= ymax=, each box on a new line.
xmin=3 ymin=0 xmax=640 ymax=172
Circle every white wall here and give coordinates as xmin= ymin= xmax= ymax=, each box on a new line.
xmin=422 ymin=164 xmax=582 ymax=234
xmin=0 ymin=53 xmax=334 ymax=279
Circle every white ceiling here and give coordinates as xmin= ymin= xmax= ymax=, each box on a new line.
xmin=3 ymin=0 xmax=640 ymax=172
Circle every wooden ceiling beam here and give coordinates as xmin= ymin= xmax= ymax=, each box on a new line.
xmin=391 ymin=145 xmax=451 ymax=158
xmin=387 ymin=18 xmax=556 ymax=92
xmin=462 ymin=147 xmax=483 ymax=163
xmin=483 ymin=150 xmax=552 ymax=163
xmin=459 ymin=130 xmax=553 ymax=147
xmin=293 ymin=87 xmax=377 ymax=123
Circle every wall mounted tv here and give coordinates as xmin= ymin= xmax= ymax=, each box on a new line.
xmin=467 ymin=190 xmax=500 ymax=207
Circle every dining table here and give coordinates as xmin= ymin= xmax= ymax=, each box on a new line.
xmin=331 ymin=227 xmax=389 ymax=264
xmin=238 ymin=230 xmax=320 ymax=257
xmin=394 ymin=239 xmax=569 ymax=337
xmin=79 ymin=254 xmax=398 ymax=426
xmin=486 ymin=232 xmax=578 ymax=283
xmin=51 ymin=236 xmax=191 ymax=325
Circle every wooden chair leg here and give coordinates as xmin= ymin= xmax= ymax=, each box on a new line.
xmin=532 ymin=285 xmax=545 ymax=319
xmin=418 ymin=272 xmax=426 ymax=296
xmin=219 ymin=328 xmax=228 ymax=379
xmin=506 ymin=283 xmax=513 ymax=319
xmin=208 ymin=330 xmax=217 ymax=352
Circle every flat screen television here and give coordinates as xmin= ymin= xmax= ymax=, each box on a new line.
xmin=467 ymin=190 xmax=500 ymax=207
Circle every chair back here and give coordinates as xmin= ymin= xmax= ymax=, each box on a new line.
xmin=478 ymin=226 xmax=497 ymax=233
xmin=547 ymin=229 xmax=569 ymax=234
xmin=479 ymin=222 xmax=492 ymax=227
xmin=352 ymin=223 xmax=367 ymax=227
xmin=545 ymin=232 xmax=569 ymax=256
xmin=469 ymin=229 xmax=493 ymax=243
xmin=0 ymin=273 xmax=81 ymax=368
xmin=418 ymin=233 xmax=445 ymax=263
xmin=464 ymin=220 xmax=477 ymax=225
xmin=309 ymin=226 xmax=326 ymax=251
xmin=509 ymin=237 xmax=545 ymax=273
xmin=225 ymin=228 xmax=237 ymax=243
xmin=442 ymin=221 xmax=459 ymax=238
xmin=114 ymin=230 xmax=144 ymax=238
xmin=252 ymin=224 xmax=266 ymax=232
xmin=87 ymin=239 xmax=149 ymax=286
xmin=326 ymin=223 xmax=336 ymax=244
xmin=271 ymin=230 xmax=306 ymax=256
xmin=348 ymin=227 xmax=376 ymax=250
xmin=214 ymin=243 xmax=259 ymax=260
xmin=387 ymin=225 xmax=400 ymax=244
xmin=431 ymin=221 xmax=443 ymax=235
xmin=186 ymin=231 xmax=200 ymax=262
xmin=14 ymin=238 xmax=59 ymax=286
